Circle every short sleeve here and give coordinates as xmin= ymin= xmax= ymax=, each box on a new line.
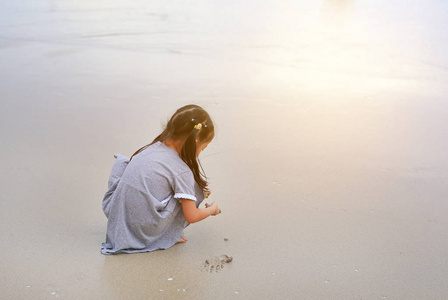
xmin=173 ymin=170 xmax=197 ymax=201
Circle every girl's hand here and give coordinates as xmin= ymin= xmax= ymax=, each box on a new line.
xmin=205 ymin=202 xmax=221 ymax=216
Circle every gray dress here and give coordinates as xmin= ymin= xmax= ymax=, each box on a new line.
xmin=101 ymin=141 xmax=204 ymax=254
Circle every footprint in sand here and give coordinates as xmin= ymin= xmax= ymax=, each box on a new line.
xmin=201 ymin=255 xmax=233 ymax=273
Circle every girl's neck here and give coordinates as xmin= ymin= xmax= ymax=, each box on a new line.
xmin=164 ymin=138 xmax=185 ymax=155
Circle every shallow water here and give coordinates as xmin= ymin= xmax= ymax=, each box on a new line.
xmin=2 ymin=0 xmax=447 ymax=97
xmin=1 ymin=1 xmax=448 ymax=299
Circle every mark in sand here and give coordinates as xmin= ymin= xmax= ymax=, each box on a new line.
xmin=201 ymin=255 xmax=233 ymax=273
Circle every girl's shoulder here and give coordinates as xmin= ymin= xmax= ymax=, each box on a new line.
xmin=135 ymin=142 xmax=191 ymax=176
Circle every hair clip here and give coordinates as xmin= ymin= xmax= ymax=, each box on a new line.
xmin=194 ymin=123 xmax=202 ymax=130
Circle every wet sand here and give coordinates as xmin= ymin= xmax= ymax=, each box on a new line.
xmin=1 ymin=0 xmax=448 ymax=299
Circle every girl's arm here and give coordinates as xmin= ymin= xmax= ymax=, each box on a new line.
xmin=181 ymin=199 xmax=219 ymax=224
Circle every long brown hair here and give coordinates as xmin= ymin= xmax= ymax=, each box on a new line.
xmin=130 ymin=105 xmax=214 ymax=190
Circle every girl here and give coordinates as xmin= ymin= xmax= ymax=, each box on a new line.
xmin=101 ymin=105 xmax=220 ymax=254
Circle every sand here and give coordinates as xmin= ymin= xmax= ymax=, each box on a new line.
xmin=1 ymin=0 xmax=448 ymax=299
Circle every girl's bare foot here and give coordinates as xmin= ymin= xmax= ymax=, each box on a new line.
xmin=177 ymin=236 xmax=187 ymax=243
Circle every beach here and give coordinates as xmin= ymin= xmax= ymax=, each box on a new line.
xmin=1 ymin=0 xmax=448 ymax=299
